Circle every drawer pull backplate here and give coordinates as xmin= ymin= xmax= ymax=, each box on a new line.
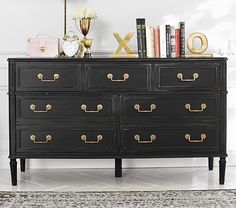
xmin=30 ymin=104 xmax=52 ymax=113
xmin=81 ymin=135 xmax=103 ymax=144
xmin=37 ymin=73 xmax=60 ymax=82
xmin=185 ymin=133 xmax=206 ymax=143
xmin=81 ymin=104 xmax=103 ymax=113
xmin=185 ymin=103 xmax=207 ymax=112
xmin=177 ymin=73 xmax=199 ymax=82
xmin=107 ymin=73 xmax=129 ymax=82
xmin=134 ymin=104 xmax=156 ymax=113
xmin=134 ymin=134 xmax=157 ymax=144
xmin=30 ymin=134 xmax=52 ymax=144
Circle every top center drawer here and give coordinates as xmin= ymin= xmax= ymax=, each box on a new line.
xmin=85 ymin=63 xmax=151 ymax=91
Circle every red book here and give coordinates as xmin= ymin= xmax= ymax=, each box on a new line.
xmin=154 ymin=28 xmax=160 ymax=58
xmin=175 ymin=29 xmax=180 ymax=58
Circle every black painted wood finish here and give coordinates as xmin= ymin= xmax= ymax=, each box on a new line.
xmin=8 ymin=58 xmax=227 ymax=186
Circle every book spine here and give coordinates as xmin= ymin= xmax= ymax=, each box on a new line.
xmin=180 ymin=21 xmax=185 ymax=57
xmin=160 ymin=25 xmax=167 ymax=58
xmin=175 ymin=29 xmax=180 ymax=58
xmin=170 ymin=26 xmax=176 ymax=58
xmin=136 ymin=19 xmax=143 ymax=58
xmin=154 ymin=27 xmax=160 ymax=58
xmin=166 ymin=25 xmax=171 ymax=58
xmin=141 ymin=19 xmax=147 ymax=58
xmin=146 ymin=26 xmax=155 ymax=58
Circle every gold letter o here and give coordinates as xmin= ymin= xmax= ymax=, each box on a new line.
xmin=187 ymin=32 xmax=208 ymax=54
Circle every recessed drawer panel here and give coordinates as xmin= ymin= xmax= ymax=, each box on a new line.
xmin=85 ymin=63 xmax=151 ymax=91
xmin=121 ymin=124 xmax=220 ymax=154
xmin=16 ymin=95 xmax=115 ymax=121
xmin=122 ymin=95 xmax=219 ymax=121
xmin=16 ymin=62 xmax=81 ymax=91
xmin=16 ymin=125 xmax=116 ymax=153
xmin=155 ymin=63 xmax=220 ymax=90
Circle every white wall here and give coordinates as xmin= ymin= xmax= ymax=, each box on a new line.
xmin=0 ymin=0 xmax=236 ymax=169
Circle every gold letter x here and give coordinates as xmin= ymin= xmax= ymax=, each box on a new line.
xmin=113 ymin=32 xmax=135 ymax=54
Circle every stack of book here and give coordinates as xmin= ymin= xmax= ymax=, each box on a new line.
xmin=136 ymin=18 xmax=185 ymax=58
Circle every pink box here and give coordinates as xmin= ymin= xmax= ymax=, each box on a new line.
xmin=27 ymin=38 xmax=59 ymax=58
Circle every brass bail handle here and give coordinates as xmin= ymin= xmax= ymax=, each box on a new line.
xmin=30 ymin=134 xmax=52 ymax=144
xmin=177 ymin=73 xmax=199 ymax=82
xmin=81 ymin=135 xmax=103 ymax=144
xmin=37 ymin=73 xmax=60 ymax=82
xmin=185 ymin=103 xmax=207 ymax=112
xmin=81 ymin=104 xmax=103 ymax=113
xmin=107 ymin=73 xmax=129 ymax=82
xmin=134 ymin=104 xmax=156 ymax=113
xmin=134 ymin=134 xmax=157 ymax=144
xmin=185 ymin=133 xmax=207 ymax=143
xmin=30 ymin=104 xmax=52 ymax=113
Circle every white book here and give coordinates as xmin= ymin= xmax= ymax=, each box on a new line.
xmin=159 ymin=25 xmax=166 ymax=58
xmin=146 ymin=26 xmax=155 ymax=58
xmin=170 ymin=26 xmax=176 ymax=58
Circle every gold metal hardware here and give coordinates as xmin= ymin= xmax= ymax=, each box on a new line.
xmin=40 ymin=47 xmax=46 ymax=53
xmin=134 ymin=134 xmax=157 ymax=144
xmin=185 ymin=103 xmax=207 ymax=112
xmin=134 ymin=104 xmax=156 ymax=113
xmin=30 ymin=104 xmax=52 ymax=113
xmin=177 ymin=73 xmax=199 ymax=82
xmin=185 ymin=133 xmax=207 ymax=143
xmin=37 ymin=73 xmax=60 ymax=82
xmin=107 ymin=73 xmax=129 ymax=82
xmin=81 ymin=104 xmax=103 ymax=113
xmin=81 ymin=134 xmax=103 ymax=144
xmin=30 ymin=134 xmax=52 ymax=144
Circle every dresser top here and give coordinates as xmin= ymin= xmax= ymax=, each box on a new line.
xmin=8 ymin=57 xmax=227 ymax=63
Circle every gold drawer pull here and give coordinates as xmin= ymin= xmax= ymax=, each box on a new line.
xmin=30 ymin=104 xmax=52 ymax=113
xmin=134 ymin=134 xmax=157 ymax=144
xmin=37 ymin=73 xmax=60 ymax=82
xmin=30 ymin=134 xmax=52 ymax=144
xmin=185 ymin=133 xmax=207 ymax=143
xmin=185 ymin=103 xmax=207 ymax=112
xmin=81 ymin=135 xmax=103 ymax=144
xmin=107 ymin=73 xmax=129 ymax=82
xmin=134 ymin=104 xmax=156 ymax=113
xmin=177 ymin=73 xmax=199 ymax=82
xmin=81 ymin=104 xmax=103 ymax=113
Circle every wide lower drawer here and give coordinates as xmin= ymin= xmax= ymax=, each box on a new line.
xmin=16 ymin=95 xmax=115 ymax=121
xmin=15 ymin=62 xmax=81 ymax=91
xmin=122 ymin=94 xmax=219 ymax=120
xmin=16 ymin=125 xmax=116 ymax=153
xmin=121 ymin=124 xmax=220 ymax=155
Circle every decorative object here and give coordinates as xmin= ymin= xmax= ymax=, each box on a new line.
xmin=111 ymin=32 xmax=138 ymax=58
xmin=186 ymin=32 xmax=213 ymax=57
xmin=27 ymin=35 xmax=59 ymax=57
xmin=1 ymin=190 xmax=236 ymax=207
xmin=8 ymin=57 xmax=227 ymax=186
xmin=62 ymin=28 xmax=80 ymax=57
xmin=73 ymin=8 xmax=97 ymax=58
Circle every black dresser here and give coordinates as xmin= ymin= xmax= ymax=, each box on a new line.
xmin=8 ymin=58 xmax=227 ymax=185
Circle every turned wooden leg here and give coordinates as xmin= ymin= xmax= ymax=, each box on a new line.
xmin=208 ymin=157 xmax=214 ymax=171
xmin=219 ymin=157 xmax=226 ymax=185
xmin=20 ymin=159 xmax=25 ymax=172
xmin=10 ymin=159 xmax=17 ymax=186
xmin=115 ymin=158 xmax=122 ymax=177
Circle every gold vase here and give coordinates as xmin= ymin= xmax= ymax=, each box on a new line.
xmin=79 ymin=18 xmax=91 ymax=39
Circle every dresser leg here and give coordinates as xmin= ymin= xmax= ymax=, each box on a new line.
xmin=219 ymin=157 xmax=226 ymax=185
xmin=208 ymin=157 xmax=213 ymax=171
xmin=10 ymin=159 xmax=17 ymax=186
xmin=20 ymin=159 xmax=25 ymax=172
xmin=115 ymin=159 xmax=122 ymax=177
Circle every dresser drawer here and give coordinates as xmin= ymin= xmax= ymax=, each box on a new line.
xmin=15 ymin=62 xmax=81 ymax=91
xmin=122 ymin=95 xmax=219 ymax=121
xmin=155 ymin=63 xmax=220 ymax=90
xmin=16 ymin=95 xmax=115 ymax=121
xmin=121 ymin=124 xmax=220 ymax=155
xmin=16 ymin=125 xmax=116 ymax=154
xmin=85 ymin=63 xmax=151 ymax=91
